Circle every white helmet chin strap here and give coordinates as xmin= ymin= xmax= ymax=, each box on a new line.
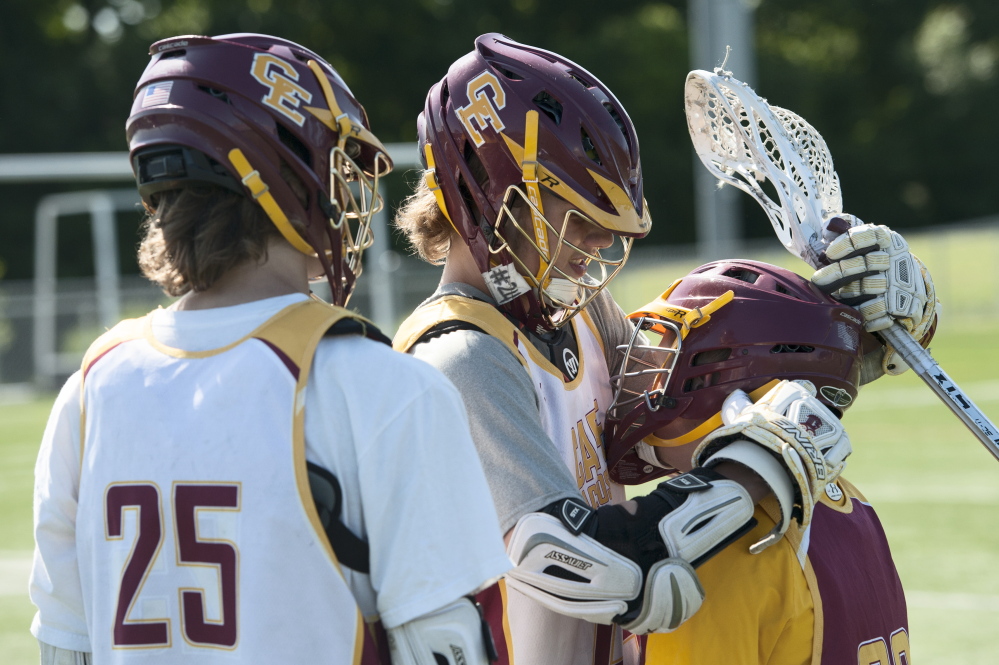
xmin=543 ymin=277 xmax=582 ymax=309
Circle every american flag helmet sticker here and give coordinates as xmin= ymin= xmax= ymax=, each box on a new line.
xmin=140 ymin=81 xmax=174 ymax=108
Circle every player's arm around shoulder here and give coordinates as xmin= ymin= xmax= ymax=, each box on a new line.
xmin=31 ymin=371 xmax=93 ymax=656
xmin=313 ymin=335 xmax=511 ymax=664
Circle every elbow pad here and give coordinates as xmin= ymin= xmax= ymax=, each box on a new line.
xmin=505 ymin=469 xmax=755 ymax=633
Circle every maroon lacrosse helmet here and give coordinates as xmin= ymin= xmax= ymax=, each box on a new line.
xmin=419 ymin=33 xmax=651 ymax=333
xmin=605 ymin=259 xmax=878 ymax=484
xmin=126 ymin=33 xmax=393 ymax=305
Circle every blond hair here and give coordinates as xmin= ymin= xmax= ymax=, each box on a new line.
xmin=394 ymin=173 xmax=454 ymax=265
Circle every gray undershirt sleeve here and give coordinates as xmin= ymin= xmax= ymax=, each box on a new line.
xmin=405 ymin=283 xmax=641 ymax=534
xmin=411 ymin=329 xmax=580 ymax=534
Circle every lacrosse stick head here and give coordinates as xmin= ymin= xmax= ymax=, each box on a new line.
xmin=684 ymin=69 xmax=847 ymax=268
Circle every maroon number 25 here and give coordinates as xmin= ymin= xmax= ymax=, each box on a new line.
xmin=105 ymin=483 xmax=239 ymax=649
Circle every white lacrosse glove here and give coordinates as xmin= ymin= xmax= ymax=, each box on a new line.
xmin=692 ymin=380 xmax=851 ymax=553
xmin=811 ymin=216 xmax=940 ymax=376
xmin=878 ymin=254 xmax=940 ymax=375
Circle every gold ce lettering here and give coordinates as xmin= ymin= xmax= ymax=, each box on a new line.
xmin=250 ymin=53 xmax=313 ymax=127
xmin=455 ymin=71 xmax=507 ymax=147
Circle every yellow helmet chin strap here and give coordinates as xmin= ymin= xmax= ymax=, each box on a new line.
xmin=423 ymin=145 xmax=451 ymax=221
xmin=423 ymin=144 xmax=464 ymax=239
xmin=307 ymin=60 xmax=351 ymax=150
xmin=521 ymin=110 xmax=550 ymax=282
xmin=227 ymin=148 xmax=314 ymax=256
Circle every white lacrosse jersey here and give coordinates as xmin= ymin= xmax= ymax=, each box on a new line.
xmin=31 ymin=295 xmax=510 ymax=664
xmin=395 ymin=295 xmax=634 ymax=665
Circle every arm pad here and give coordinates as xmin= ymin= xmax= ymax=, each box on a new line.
xmin=505 ymin=468 xmax=756 ymax=634
xmin=505 ymin=511 xmax=641 ymax=623
xmin=387 ymin=597 xmax=497 ymax=665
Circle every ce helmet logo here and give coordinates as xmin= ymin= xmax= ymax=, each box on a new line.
xmin=455 ymin=71 xmax=506 ymax=147
xmin=250 ymin=53 xmax=313 ymax=126
xmin=563 ymin=348 xmax=579 ymax=379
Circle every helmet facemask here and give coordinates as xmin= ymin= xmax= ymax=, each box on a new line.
xmin=323 ymin=142 xmax=391 ymax=293
xmin=608 ymin=316 xmax=683 ymax=424
xmin=608 ymin=285 xmax=733 ymax=428
xmin=306 ymin=59 xmax=392 ymax=303
xmin=492 ymin=183 xmax=633 ymax=329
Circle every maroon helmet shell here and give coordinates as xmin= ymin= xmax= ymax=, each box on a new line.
xmin=605 ymin=259 xmax=877 ymax=485
xmin=419 ymin=33 xmax=651 ymax=332
xmin=126 ymin=33 xmax=392 ymax=305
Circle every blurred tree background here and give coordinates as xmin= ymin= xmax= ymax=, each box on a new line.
xmin=1 ymin=0 xmax=997 ymax=282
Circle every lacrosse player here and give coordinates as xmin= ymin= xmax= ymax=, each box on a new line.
xmin=605 ymin=259 xmax=909 ymax=664
xmin=389 ymin=34 xmax=923 ymax=665
xmin=29 ymin=34 xmax=511 ymax=665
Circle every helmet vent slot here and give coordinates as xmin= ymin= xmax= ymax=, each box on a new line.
xmin=533 ymin=91 xmax=563 ymax=125
xmin=691 ymin=348 xmax=731 ymax=366
xmin=456 ymin=143 xmax=487 ymax=234
xmin=770 ymin=344 xmax=815 ymax=354
xmin=197 ymin=86 xmax=230 ymax=104
xmin=581 ymin=128 xmax=602 ymax=165
xmin=457 ymin=175 xmax=477 ymax=222
xmin=683 ymin=372 xmax=721 ymax=392
xmin=159 ymin=50 xmax=186 ymax=59
xmin=569 ymin=72 xmax=592 ymax=89
xmin=723 ymin=268 xmax=760 ymax=283
xmin=277 ymin=123 xmax=311 ymax=166
xmin=463 ymin=141 xmax=490 ymax=189
xmin=496 ymin=66 xmax=524 ymax=81
xmin=601 ymin=102 xmax=628 ymax=140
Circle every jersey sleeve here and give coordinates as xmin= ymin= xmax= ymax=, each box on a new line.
xmin=411 ymin=329 xmax=581 ymax=532
xmin=646 ymin=506 xmax=814 ymax=665
xmin=30 ymin=371 xmax=92 ymax=652
xmin=308 ymin=337 xmax=512 ymax=630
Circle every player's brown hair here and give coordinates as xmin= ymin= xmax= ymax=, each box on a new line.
xmin=138 ymin=165 xmax=308 ymax=296
xmin=394 ymin=174 xmax=454 ymax=266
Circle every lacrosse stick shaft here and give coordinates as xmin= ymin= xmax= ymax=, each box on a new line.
xmin=878 ymin=323 xmax=999 ymax=460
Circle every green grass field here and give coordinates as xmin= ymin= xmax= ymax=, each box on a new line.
xmin=2 ymin=233 xmax=999 ymax=663
xmin=1 ymin=397 xmax=52 ymax=664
